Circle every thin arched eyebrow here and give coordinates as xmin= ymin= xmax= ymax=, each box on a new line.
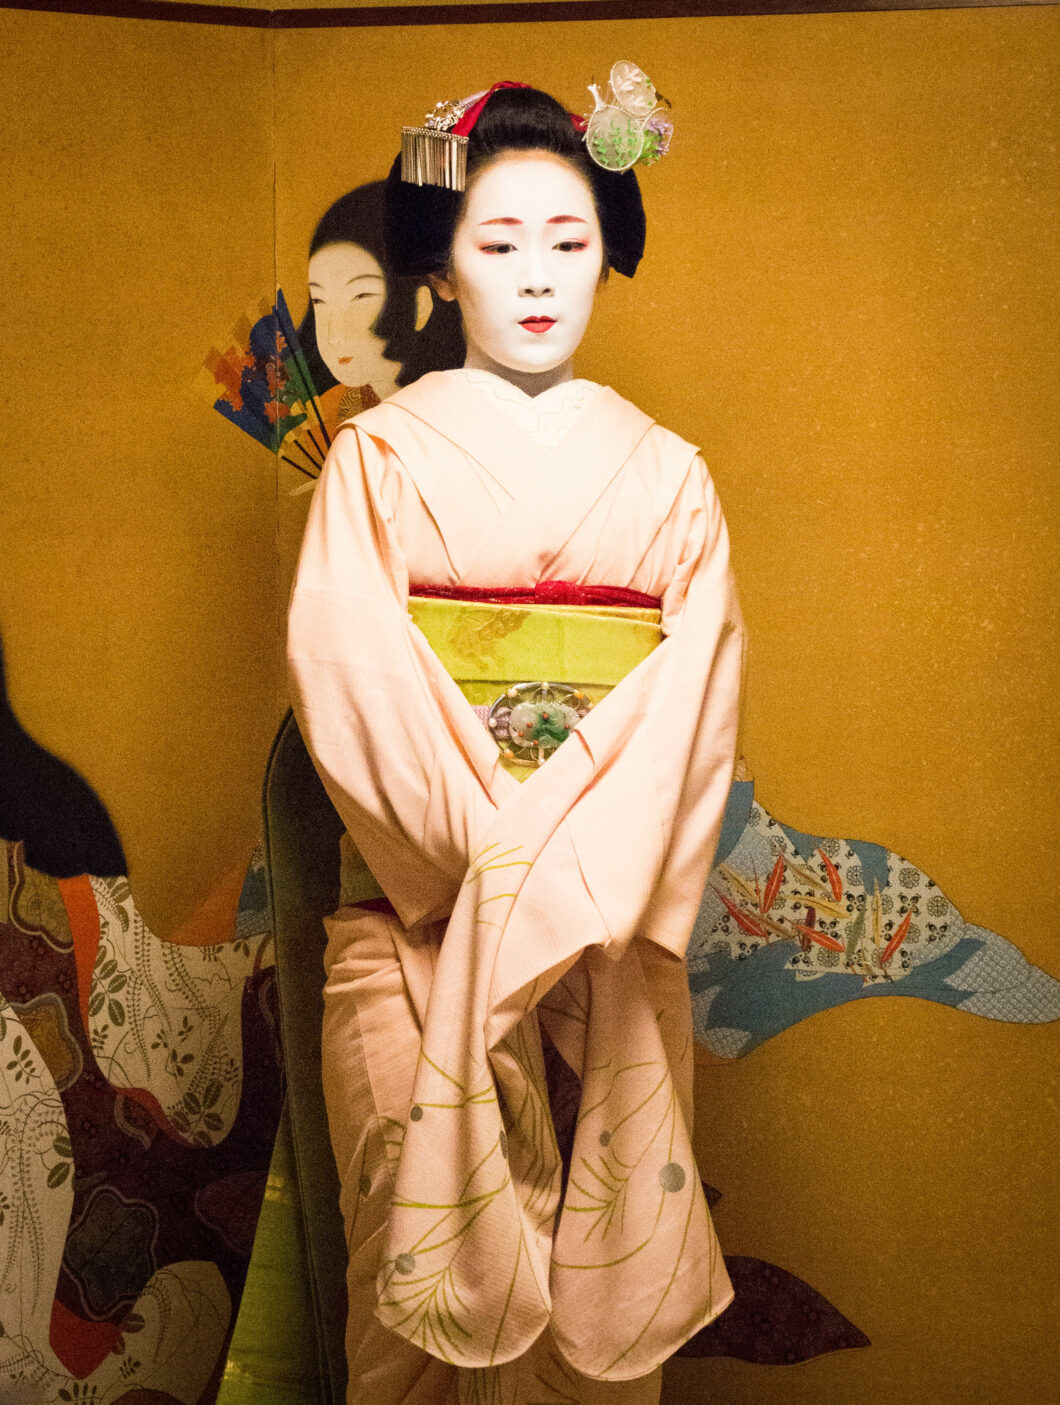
xmin=477 ymin=215 xmax=589 ymax=227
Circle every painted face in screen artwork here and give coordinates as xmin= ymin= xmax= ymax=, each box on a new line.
xmin=307 ymin=241 xmax=403 ymax=393
xmin=432 ymin=154 xmax=604 ymax=386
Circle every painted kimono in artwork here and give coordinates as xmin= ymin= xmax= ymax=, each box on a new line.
xmin=287 ymin=369 xmax=744 ymax=1402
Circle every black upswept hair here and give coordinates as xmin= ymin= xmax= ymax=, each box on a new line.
xmin=385 ymin=86 xmax=646 ymax=280
xmin=298 ymin=181 xmax=463 ymax=393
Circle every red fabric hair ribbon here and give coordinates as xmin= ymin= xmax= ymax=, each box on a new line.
xmin=452 ymin=82 xmax=531 ymax=137
xmin=451 ymin=81 xmax=588 ymax=138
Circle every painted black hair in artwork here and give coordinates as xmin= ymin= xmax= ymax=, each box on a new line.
xmin=297 ymin=181 xmax=463 ymax=393
xmin=0 ymin=633 xmax=126 ymax=878
xmin=385 ymin=86 xmax=647 ymax=280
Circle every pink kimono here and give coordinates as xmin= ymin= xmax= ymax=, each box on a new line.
xmin=287 ymin=370 xmax=744 ymax=1403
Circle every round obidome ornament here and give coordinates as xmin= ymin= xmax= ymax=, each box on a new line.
xmin=487 ymin=682 xmax=593 ymax=767
xmin=585 ymin=61 xmax=674 ymax=174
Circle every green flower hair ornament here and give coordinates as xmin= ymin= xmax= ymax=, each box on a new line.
xmin=585 ymin=60 xmax=674 ymax=174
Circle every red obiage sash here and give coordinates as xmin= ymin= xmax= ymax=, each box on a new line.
xmin=409 ymin=580 xmax=661 ymax=610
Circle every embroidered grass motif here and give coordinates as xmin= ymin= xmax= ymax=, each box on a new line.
xmin=382 ymin=1040 xmax=511 ymax=1356
xmin=562 ymin=1058 xmax=677 ymax=1251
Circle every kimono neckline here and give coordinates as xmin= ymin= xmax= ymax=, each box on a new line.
xmin=354 ymin=372 xmax=659 ymax=588
xmin=440 ymin=365 xmax=601 ymax=403
xmin=441 ymin=369 xmax=604 ymax=451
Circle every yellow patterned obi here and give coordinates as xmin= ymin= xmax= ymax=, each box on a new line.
xmin=338 ymin=596 xmax=663 ymax=908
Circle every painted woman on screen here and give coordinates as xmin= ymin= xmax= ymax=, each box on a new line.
xmin=298 ymin=180 xmax=464 ymax=435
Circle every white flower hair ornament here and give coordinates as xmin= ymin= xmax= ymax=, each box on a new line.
xmin=584 ymin=61 xmax=674 ymax=173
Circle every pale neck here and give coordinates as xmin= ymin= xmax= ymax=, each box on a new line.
xmin=462 ymin=346 xmax=575 ymax=398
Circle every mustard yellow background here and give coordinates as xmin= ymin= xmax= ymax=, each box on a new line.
xmin=2 ymin=2 xmax=1058 ymax=1399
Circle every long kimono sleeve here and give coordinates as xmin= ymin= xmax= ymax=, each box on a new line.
xmin=567 ymin=451 xmax=745 ymax=958
xmin=286 ymin=425 xmax=516 ymax=929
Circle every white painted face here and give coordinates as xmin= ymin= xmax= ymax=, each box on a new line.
xmin=307 ymin=241 xmax=401 ymax=390
xmin=432 ymin=153 xmax=604 ymax=390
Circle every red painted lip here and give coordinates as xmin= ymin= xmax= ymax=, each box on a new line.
xmin=520 ymin=317 xmax=556 ymax=334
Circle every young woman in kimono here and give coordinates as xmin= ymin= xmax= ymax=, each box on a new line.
xmin=287 ymin=77 xmax=745 ymax=1404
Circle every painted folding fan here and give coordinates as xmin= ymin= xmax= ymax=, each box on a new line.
xmin=201 ymin=289 xmax=331 ymax=479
